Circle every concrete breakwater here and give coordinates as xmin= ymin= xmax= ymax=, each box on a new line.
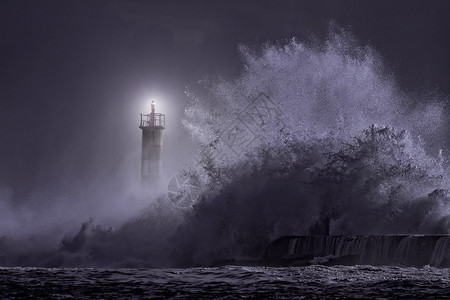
xmin=264 ymin=235 xmax=450 ymax=267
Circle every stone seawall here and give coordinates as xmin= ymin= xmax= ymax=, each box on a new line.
xmin=264 ymin=235 xmax=450 ymax=267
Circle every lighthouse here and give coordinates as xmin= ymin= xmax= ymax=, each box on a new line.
xmin=139 ymin=100 xmax=165 ymax=190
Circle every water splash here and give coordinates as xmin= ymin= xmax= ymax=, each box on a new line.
xmin=172 ymin=28 xmax=450 ymax=265
xmin=184 ymin=27 xmax=445 ymax=149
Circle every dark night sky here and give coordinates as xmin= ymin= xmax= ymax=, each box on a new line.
xmin=1 ymin=0 xmax=449 ymax=203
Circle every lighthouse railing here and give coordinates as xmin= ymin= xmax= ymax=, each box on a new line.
xmin=140 ymin=113 xmax=165 ymax=127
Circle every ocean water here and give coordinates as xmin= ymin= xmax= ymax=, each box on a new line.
xmin=1 ymin=265 xmax=449 ymax=299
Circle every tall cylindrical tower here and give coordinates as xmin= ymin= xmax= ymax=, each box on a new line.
xmin=139 ymin=101 xmax=165 ymax=189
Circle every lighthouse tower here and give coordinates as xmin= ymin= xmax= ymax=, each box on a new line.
xmin=139 ymin=101 xmax=165 ymax=190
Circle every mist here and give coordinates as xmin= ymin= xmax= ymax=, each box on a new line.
xmin=1 ymin=25 xmax=449 ymax=267
xmin=0 ymin=1 xmax=193 ymax=244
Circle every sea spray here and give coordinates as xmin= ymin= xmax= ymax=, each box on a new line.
xmin=170 ymin=28 xmax=450 ymax=265
xmin=184 ymin=27 xmax=445 ymax=150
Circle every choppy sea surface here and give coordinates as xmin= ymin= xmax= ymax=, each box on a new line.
xmin=1 ymin=265 xmax=449 ymax=299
